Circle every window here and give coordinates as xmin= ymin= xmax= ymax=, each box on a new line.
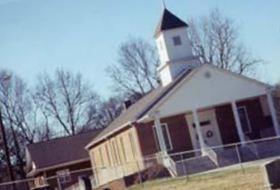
xmin=237 ymin=106 xmax=252 ymax=134
xmin=110 ymin=140 xmax=118 ymax=165
xmin=152 ymin=127 xmax=160 ymax=151
xmin=129 ymin=132 xmax=137 ymax=158
xmin=120 ymin=137 xmax=127 ymax=162
xmin=112 ymin=139 xmax=122 ymax=165
xmin=173 ymin=36 xmax=182 ymax=46
xmin=161 ymin=124 xmax=173 ymax=150
xmin=34 ymin=176 xmax=47 ymax=187
xmin=57 ymin=169 xmax=71 ymax=184
xmin=105 ymin=144 xmax=111 ymax=166
xmin=98 ymin=147 xmax=104 ymax=167
xmin=153 ymin=123 xmax=173 ymax=151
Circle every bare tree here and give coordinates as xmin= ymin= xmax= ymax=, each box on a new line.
xmin=97 ymin=96 xmax=123 ymax=127
xmin=0 ymin=71 xmax=40 ymax=179
xmin=34 ymin=69 xmax=100 ymax=135
xmin=107 ymin=38 xmax=159 ymax=98
xmin=188 ymin=9 xmax=263 ymax=76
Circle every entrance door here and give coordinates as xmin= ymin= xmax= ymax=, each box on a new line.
xmin=186 ymin=109 xmax=223 ymax=150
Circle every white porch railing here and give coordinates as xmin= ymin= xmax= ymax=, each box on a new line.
xmin=156 ymin=151 xmax=178 ymax=177
xmin=165 ymin=154 xmax=177 ymax=177
xmin=203 ymin=143 xmax=219 ymax=166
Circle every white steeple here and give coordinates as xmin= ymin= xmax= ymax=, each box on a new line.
xmin=154 ymin=9 xmax=200 ymax=86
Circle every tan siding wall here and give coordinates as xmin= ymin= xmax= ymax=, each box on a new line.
xmin=88 ymin=126 xmax=143 ymax=187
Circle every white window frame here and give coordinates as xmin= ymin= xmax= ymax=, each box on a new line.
xmin=105 ymin=144 xmax=111 ymax=166
xmin=110 ymin=140 xmax=118 ymax=165
xmin=237 ymin=106 xmax=252 ymax=134
xmin=129 ymin=132 xmax=137 ymax=158
xmin=98 ymin=147 xmax=104 ymax=167
xmin=57 ymin=169 xmax=71 ymax=184
xmin=119 ymin=137 xmax=127 ymax=162
xmin=153 ymin=123 xmax=173 ymax=151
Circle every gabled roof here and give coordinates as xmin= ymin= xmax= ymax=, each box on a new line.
xmin=86 ymin=64 xmax=270 ymax=149
xmin=26 ymin=129 xmax=101 ymax=176
xmin=154 ymin=8 xmax=188 ymax=37
xmin=86 ymin=67 xmax=196 ymax=149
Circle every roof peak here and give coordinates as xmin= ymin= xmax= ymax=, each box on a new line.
xmin=161 ymin=0 xmax=166 ymax=9
xmin=154 ymin=8 xmax=188 ymax=37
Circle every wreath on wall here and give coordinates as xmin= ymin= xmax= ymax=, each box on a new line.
xmin=206 ymin=130 xmax=214 ymax=138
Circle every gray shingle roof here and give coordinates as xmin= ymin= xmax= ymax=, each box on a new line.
xmin=154 ymin=8 xmax=188 ymax=37
xmin=91 ymin=87 xmax=166 ymax=144
xmin=26 ymin=129 xmax=101 ymax=172
xmin=87 ymin=67 xmax=196 ymax=148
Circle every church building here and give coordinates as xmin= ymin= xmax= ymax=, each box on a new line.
xmin=86 ymin=8 xmax=280 ymax=190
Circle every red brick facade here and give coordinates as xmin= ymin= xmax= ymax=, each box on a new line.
xmin=160 ymin=114 xmax=193 ymax=154
xmin=215 ymin=104 xmax=240 ymax=144
xmin=237 ymin=98 xmax=273 ymax=139
xmin=136 ymin=122 xmax=159 ymax=156
xmin=215 ymin=97 xmax=273 ymax=145
xmin=136 ymin=114 xmax=194 ymax=157
xmin=136 ymin=97 xmax=272 ymax=158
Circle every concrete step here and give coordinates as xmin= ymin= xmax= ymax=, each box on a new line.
xmin=238 ymin=146 xmax=258 ymax=162
xmin=256 ymin=139 xmax=280 ymax=159
xmin=175 ymin=156 xmax=217 ymax=176
xmin=215 ymin=148 xmax=239 ymax=167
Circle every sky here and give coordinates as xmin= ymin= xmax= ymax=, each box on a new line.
xmin=0 ymin=0 xmax=279 ymax=98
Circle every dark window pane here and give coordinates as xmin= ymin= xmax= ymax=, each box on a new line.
xmin=173 ymin=36 xmax=182 ymax=46
xmin=237 ymin=107 xmax=251 ymax=133
xmin=153 ymin=124 xmax=172 ymax=151
xmin=152 ymin=127 xmax=160 ymax=151
xmin=161 ymin=124 xmax=172 ymax=150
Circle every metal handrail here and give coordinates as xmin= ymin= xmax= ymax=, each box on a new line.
xmin=203 ymin=143 xmax=219 ymax=166
xmin=166 ymin=154 xmax=178 ymax=177
xmin=143 ymin=135 xmax=280 ymax=162
xmin=155 ymin=152 xmax=178 ymax=177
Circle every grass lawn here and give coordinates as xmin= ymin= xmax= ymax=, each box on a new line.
xmin=128 ymin=166 xmax=266 ymax=190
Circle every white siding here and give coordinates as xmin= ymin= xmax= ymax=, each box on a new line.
xmin=157 ymin=65 xmax=267 ymax=118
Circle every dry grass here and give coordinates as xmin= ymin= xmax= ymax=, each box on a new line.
xmin=129 ymin=166 xmax=266 ymax=190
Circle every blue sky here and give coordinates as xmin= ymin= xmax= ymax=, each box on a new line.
xmin=0 ymin=0 xmax=279 ymax=97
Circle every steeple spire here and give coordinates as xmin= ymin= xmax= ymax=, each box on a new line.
xmin=161 ymin=0 xmax=166 ymax=9
xmin=154 ymin=8 xmax=188 ymax=37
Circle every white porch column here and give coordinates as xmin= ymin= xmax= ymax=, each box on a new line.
xmin=192 ymin=109 xmax=206 ymax=151
xmin=154 ymin=113 xmax=167 ymax=152
xmin=266 ymin=89 xmax=280 ymax=136
xmin=231 ymin=101 xmax=246 ymax=144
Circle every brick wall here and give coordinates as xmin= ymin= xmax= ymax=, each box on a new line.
xmin=45 ymin=161 xmax=92 ymax=189
xmin=274 ymin=87 xmax=280 ymax=123
xmin=215 ymin=104 xmax=240 ymax=144
xmin=137 ymin=114 xmax=194 ymax=157
xmin=237 ymin=98 xmax=268 ymax=139
xmin=161 ymin=114 xmax=193 ymax=155
xmin=136 ymin=122 xmax=159 ymax=156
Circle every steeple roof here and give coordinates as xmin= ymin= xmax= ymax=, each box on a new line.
xmin=154 ymin=8 xmax=188 ymax=37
